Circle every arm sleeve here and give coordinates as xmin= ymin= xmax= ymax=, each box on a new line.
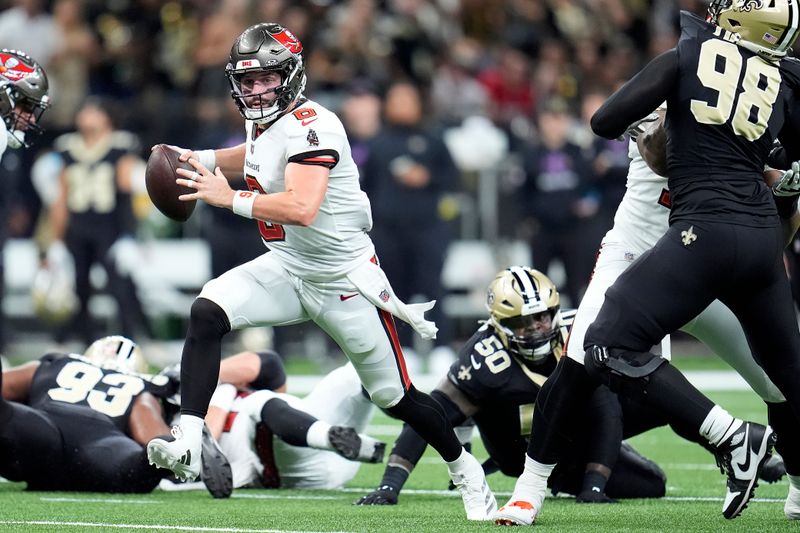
xmin=250 ymin=350 xmax=287 ymax=391
xmin=388 ymin=388 xmax=470 ymax=470
xmin=591 ymin=49 xmax=679 ymax=139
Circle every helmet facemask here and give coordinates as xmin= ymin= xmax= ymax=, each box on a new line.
xmin=493 ymin=310 xmax=561 ymax=363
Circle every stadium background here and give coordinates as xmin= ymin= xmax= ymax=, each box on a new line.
xmin=2 ymin=0 xmax=793 ymax=374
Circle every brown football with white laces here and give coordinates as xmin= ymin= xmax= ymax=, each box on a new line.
xmin=145 ymin=144 xmax=197 ymax=222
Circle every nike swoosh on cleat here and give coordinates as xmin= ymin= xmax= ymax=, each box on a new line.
xmin=733 ymin=426 xmax=752 ymax=476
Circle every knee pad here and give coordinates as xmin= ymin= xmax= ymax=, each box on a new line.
xmin=584 ymin=345 xmax=666 ymax=397
xmin=368 ymin=384 xmax=405 ymax=408
xmin=189 ymin=298 xmax=231 ymax=338
xmin=322 ymin=311 xmax=377 ymax=360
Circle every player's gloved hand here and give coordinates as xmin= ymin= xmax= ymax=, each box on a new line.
xmin=772 ymin=161 xmax=800 ymax=197
xmin=354 ymin=485 xmax=399 ymax=505
xmin=575 ymin=488 xmax=618 ymax=504
xmin=622 ymin=112 xmax=660 ymax=141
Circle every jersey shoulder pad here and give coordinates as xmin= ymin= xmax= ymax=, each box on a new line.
xmin=679 ymin=10 xmax=715 ymax=42
xmin=39 ymin=352 xmax=70 ymax=365
xmin=780 ymin=57 xmax=800 ymax=89
xmin=284 ymin=101 xmax=344 ymax=136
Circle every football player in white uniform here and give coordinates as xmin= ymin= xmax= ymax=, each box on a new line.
xmin=496 ymin=109 xmax=800 ymax=524
xmin=145 ymin=23 xmax=495 ymax=520
xmin=163 ymin=356 xmax=385 ymax=493
xmin=0 ymin=48 xmax=49 ymax=158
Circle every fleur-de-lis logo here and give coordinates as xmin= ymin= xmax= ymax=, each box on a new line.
xmin=457 ymin=365 xmax=472 ymax=381
xmin=738 ymin=0 xmax=763 ymax=12
xmin=681 ymin=226 xmax=697 ymax=246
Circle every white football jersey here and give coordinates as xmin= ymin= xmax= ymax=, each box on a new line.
xmin=0 ymin=119 xmax=8 ymax=158
xmin=602 ymin=139 xmax=670 ymax=254
xmin=243 ymin=99 xmax=374 ymax=282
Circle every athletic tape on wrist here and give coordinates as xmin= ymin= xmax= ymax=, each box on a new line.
xmin=195 ymin=149 xmax=216 ymax=171
xmin=232 ymin=190 xmax=258 ymax=218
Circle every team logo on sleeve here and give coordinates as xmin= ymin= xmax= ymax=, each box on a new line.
xmin=379 ymin=289 xmax=390 ymax=302
xmin=457 ymin=365 xmax=472 ymax=381
xmin=307 ymin=129 xmax=319 ymax=147
xmin=681 ymin=226 xmax=698 ymax=246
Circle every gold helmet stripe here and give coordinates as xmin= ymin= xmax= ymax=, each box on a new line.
xmin=778 ymin=0 xmax=800 ymax=52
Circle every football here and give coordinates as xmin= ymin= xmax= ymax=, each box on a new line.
xmin=145 ymin=144 xmax=197 ymax=222
xmin=636 ymin=109 xmax=667 ymax=177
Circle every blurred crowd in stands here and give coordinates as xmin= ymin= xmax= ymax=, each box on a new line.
xmin=0 ymin=0 xmax=714 ymax=358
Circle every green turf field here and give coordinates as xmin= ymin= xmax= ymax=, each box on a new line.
xmin=0 ymin=388 xmax=795 ymax=532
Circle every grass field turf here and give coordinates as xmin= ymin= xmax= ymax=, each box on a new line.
xmin=0 ymin=388 xmax=796 ymax=532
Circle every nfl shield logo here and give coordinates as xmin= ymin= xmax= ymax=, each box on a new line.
xmin=379 ymin=290 xmax=390 ymax=302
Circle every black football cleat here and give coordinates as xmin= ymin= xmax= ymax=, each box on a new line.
xmin=200 ymin=424 xmax=233 ymax=499
xmin=328 ymin=426 xmax=386 ymax=463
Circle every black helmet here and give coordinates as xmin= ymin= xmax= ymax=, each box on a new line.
xmin=0 ymin=49 xmax=49 ymax=148
xmin=225 ymin=23 xmax=306 ymax=125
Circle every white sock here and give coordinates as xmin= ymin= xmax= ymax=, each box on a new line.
xmin=789 ymin=475 xmax=800 ymax=491
xmin=699 ymin=405 xmax=740 ymax=446
xmin=510 ymin=455 xmax=554 ymax=509
xmin=446 ymin=447 xmax=471 ymax=473
xmin=179 ymin=414 xmax=204 ymax=447
xmin=306 ymin=420 xmax=332 ymax=450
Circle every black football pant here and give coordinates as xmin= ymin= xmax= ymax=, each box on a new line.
xmin=587 ymin=220 xmax=800 ymax=423
xmin=43 ymin=402 xmax=165 ymax=493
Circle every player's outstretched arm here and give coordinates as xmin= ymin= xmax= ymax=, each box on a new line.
xmin=129 ymin=392 xmax=170 ymax=445
xmin=1 ymin=361 xmax=39 ymax=402
xmin=219 ymin=351 xmax=287 ymax=392
xmin=591 ymin=49 xmax=678 ymax=140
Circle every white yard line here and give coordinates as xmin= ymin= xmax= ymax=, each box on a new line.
xmin=39 ymin=497 xmax=157 ymax=504
xmin=0 ymin=521 xmax=355 ymax=533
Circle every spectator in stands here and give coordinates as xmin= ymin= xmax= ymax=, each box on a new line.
xmin=520 ymin=98 xmax=597 ymax=306
xmin=362 ymin=81 xmax=461 ymax=363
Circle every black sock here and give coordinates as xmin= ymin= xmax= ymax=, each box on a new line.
xmin=180 ymin=298 xmax=230 ymax=418
xmin=380 ymin=465 xmax=410 ymax=492
xmin=581 ymin=470 xmax=608 ymax=495
xmin=259 ymin=398 xmax=318 ymax=447
xmin=385 ymin=386 xmax=462 ymax=462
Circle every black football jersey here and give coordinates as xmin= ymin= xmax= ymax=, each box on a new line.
xmin=665 ymin=12 xmax=800 ymax=226
xmin=28 ymin=353 xmax=176 ymax=433
xmin=56 ymin=131 xmax=138 ymax=235
xmin=446 ymin=313 xmax=572 ymax=437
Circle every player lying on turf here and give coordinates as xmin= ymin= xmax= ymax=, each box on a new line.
xmin=356 ymin=267 xmax=784 ymax=506
xmin=0 ymin=336 xmax=230 ymax=494
xmin=160 ymin=351 xmax=385 ymax=493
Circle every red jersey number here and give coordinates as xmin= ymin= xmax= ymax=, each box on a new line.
xmin=245 ymin=175 xmax=286 ymax=242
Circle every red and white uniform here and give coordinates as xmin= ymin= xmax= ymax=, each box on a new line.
xmin=199 ymin=100 xmax=426 ymax=408
xmin=219 ymin=363 xmax=375 ymax=489
xmin=567 ymin=138 xmax=784 ymax=402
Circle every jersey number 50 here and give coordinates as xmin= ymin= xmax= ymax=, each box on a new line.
xmin=691 ymin=39 xmax=781 ymax=141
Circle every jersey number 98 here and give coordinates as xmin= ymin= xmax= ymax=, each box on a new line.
xmin=691 ymin=39 xmax=780 ymax=141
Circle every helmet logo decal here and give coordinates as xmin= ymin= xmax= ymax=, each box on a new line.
xmin=270 ymin=29 xmax=303 ymax=54
xmin=738 ymin=0 xmax=763 ymax=12
xmin=0 ymin=52 xmax=34 ymax=82
xmin=236 ymin=59 xmax=260 ymax=69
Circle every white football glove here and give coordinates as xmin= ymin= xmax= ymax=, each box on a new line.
xmin=623 ymin=113 xmax=660 ymax=141
xmin=773 ymin=161 xmax=800 ymax=197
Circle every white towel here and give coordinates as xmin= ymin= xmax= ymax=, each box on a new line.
xmin=346 ymin=260 xmax=438 ymax=340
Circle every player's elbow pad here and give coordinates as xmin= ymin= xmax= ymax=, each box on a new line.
xmin=250 ymin=350 xmax=287 ymax=391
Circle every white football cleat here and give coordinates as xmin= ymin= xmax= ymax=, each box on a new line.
xmin=449 ymin=452 xmax=497 ymax=521
xmin=147 ymin=425 xmax=201 ymax=482
xmin=785 ymin=485 xmax=800 ymax=519
xmin=495 ymin=499 xmax=539 ymax=526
